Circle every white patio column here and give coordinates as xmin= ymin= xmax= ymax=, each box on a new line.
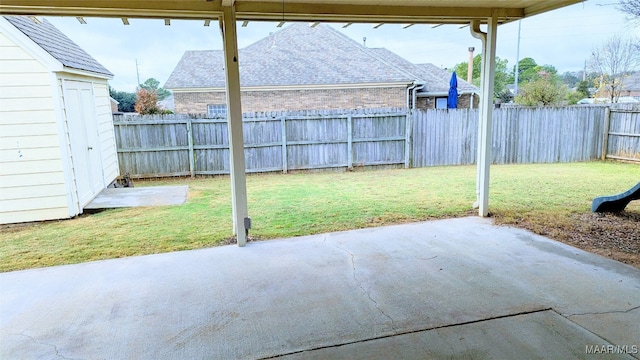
xmin=473 ymin=15 xmax=498 ymax=217
xmin=221 ymin=4 xmax=248 ymax=246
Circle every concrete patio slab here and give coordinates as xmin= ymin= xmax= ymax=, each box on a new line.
xmin=1 ymin=217 xmax=638 ymax=359
xmin=84 ymin=185 xmax=189 ymax=209
xmin=280 ymin=310 xmax=630 ymax=359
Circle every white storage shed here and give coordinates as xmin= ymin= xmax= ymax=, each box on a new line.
xmin=0 ymin=16 xmax=119 ymax=224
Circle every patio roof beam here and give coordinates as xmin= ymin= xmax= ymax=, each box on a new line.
xmin=234 ymin=3 xmax=523 ymax=24
xmin=0 ymin=2 xmax=525 ymax=24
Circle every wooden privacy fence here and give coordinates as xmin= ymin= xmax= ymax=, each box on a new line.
xmin=114 ymin=108 xmax=408 ymax=177
xmin=602 ymin=106 xmax=640 ymax=162
xmin=412 ymin=106 xmax=606 ymax=167
xmin=113 ymin=105 xmax=636 ymax=178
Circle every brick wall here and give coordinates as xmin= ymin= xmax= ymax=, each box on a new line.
xmin=174 ymin=92 xmax=227 ymax=114
xmin=418 ymin=93 xmax=478 ymax=110
xmin=174 ymin=87 xmax=406 ymax=114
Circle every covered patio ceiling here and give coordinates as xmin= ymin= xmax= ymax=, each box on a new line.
xmin=0 ymin=0 xmax=583 ymax=24
xmin=0 ymin=0 xmax=583 ymax=246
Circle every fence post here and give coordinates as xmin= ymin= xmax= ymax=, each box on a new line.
xmin=187 ymin=119 xmax=195 ymax=177
xmin=405 ymin=111 xmax=412 ymax=168
xmin=347 ymin=115 xmax=353 ymax=170
xmin=281 ymin=117 xmax=288 ymax=173
xmin=602 ymin=107 xmax=611 ymax=161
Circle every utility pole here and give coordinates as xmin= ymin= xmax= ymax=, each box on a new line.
xmin=135 ymin=59 xmax=141 ymax=88
xmin=514 ymin=20 xmax=521 ymax=96
xmin=467 ymin=47 xmax=475 ymax=84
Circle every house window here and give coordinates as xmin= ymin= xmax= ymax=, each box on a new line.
xmin=207 ymin=104 xmax=227 ymax=118
xmin=435 ymin=97 xmax=448 ymax=109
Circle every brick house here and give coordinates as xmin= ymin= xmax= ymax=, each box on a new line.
xmin=164 ymin=23 xmax=478 ymax=115
xmin=620 ymin=72 xmax=640 ymax=100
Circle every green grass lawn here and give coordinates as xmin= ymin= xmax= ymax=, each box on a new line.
xmin=1 ymin=161 xmax=639 ymax=272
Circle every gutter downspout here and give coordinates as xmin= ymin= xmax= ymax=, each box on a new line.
xmin=470 ymin=20 xmax=487 ymax=210
xmin=413 ymin=83 xmax=425 ymax=111
xmin=406 ymin=83 xmax=418 ymax=110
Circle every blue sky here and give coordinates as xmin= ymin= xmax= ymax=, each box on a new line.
xmin=46 ymin=0 xmax=639 ymax=92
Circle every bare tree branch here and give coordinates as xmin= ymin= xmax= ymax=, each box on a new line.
xmin=617 ymin=0 xmax=640 ymax=18
xmin=588 ymin=35 xmax=640 ymax=102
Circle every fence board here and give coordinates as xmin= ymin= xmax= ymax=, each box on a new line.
xmin=607 ymin=106 xmax=640 ymax=161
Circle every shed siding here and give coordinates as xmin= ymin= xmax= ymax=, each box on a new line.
xmin=0 ymin=33 xmax=68 ymax=224
xmin=93 ymin=82 xmax=119 ymax=183
xmin=56 ymin=77 xmax=119 ymax=189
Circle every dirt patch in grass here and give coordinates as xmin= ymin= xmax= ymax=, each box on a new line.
xmin=495 ymin=211 xmax=640 ymax=269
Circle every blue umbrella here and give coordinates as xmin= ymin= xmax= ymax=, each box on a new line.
xmin=447 ymin=71 xmax=458 ymax=109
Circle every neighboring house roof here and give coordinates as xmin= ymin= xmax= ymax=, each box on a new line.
xmin=165 ymin=23 xmax=476 ymax=94
xmin=361 ymin=46 xmax=477 ymax=93
xmin=623 ymin=72 xmax=640 ymax=92
xmin=3 ymin=16 xmax=113 ymax=77
xmin=165 ymin=23 xmax=413 ymax=89
xmin=415 ymin=63 xmax=477 ymax=93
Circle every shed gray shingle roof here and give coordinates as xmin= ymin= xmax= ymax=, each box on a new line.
xmin=4 ymin=16 xmax=113 ymax=77
xmin=164 ymin=23 xmax=478 ymax=94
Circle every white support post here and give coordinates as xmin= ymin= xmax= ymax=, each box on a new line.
xmin=477 ymin=15 xmax=498 ymax=217
xmin=470 ymin=21 xmax=486 ymax=211
xmin=221 ymin=5 xmax=248 ymax=246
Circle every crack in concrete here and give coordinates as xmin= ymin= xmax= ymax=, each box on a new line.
xmin=333 ymin=242 xmax=398 ymax=333
xmin=261 ymin=308 xmax=552 ymax=359
xmin=565 ymin=304 xmax=640 ymax=317
xmin=10 ymin=332 xmax=86 ymax=360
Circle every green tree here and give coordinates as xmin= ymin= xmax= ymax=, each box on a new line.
xmin=515 ymin=74 xmax=567 ymax=106
xmin=515 ymin=57 xmax=538 ymax=83
xmin=454 ymin=54 xmax=512 ymax=98
xmin=139 ymin=78 xmax=171 ymax=101
xmin=576 ymin=81 xmax=590 ymax=97
xmin=565 ymin=90 xmax=586 ymax=105
xmin=515 ymin=58 xmax=560 ymax=85
xmin=109 ymin=86 xmax=136 ymax=112
xmin=561 ymin=71 xmax=580 ymax=88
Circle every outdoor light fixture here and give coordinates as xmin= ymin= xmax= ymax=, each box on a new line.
xmin=164 ymin=18 xmax=170 ymax=26
xmin=121 ymin=18 xmax=130 ymax=25
xmin=204 ymin=19 xmax=211 ymax=26
xmin=76 ymin=17 xmax=87 ymax=24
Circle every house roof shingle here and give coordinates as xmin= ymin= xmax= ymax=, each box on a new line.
xmin=623 ymin=72 xmax=640 ymax=92
xmin=4 ymin=16 xmax=113 ymax=77
xmin=164 ymin=23 xmax=478 ymax=94
xmin=366 ymin=48 xmax=477 ymax=93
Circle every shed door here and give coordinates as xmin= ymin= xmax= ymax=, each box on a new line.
xmin=64 ymin=80 xmax=104 ymax=207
